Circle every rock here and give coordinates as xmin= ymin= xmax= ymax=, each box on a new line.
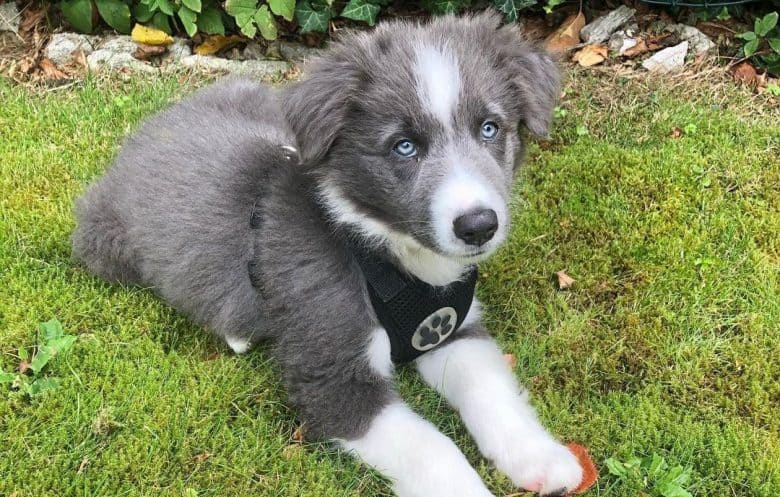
xmin=87 ymin=49 xmax=156 ymax=73
xmin=665 ymin=24 xmax=715 ymax=55
xmin=45 ymin=33 xmax=98 ymax=65
xmin=580 ymin=5 xmax=636 ymax=44
xmin=242 ymin=41 xmax=266 ymax=60
xmin=98 ymin=35 xmax=138 ymax=54
xmin=179 ymin=55 xmax=291 ymax=78
xmin=641 ymin=41 xmax=688 ymax=73
xmin=279 ymin=41 xmax=320 ymax=62
xmin=0 ymin=2 xmax=20 ymax=33
xmin=166 ymin=38 xmax=191 ymax=60
xmin=608 ymin=31 xmax=638 ymax=55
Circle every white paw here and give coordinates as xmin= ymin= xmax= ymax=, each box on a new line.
xmin=503 ymin=439 xmax=583 ymax=496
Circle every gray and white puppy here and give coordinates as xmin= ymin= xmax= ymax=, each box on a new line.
xmin=72 ymin=12 xmax=582 ymax=497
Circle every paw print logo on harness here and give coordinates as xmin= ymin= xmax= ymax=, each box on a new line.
xmin=411 ymin=307 xmax=458 ymax=351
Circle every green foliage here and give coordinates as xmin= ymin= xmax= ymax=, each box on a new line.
xmin=1 ymin=319 xmax=77 ymax=399
xmin=606 ymin=454 xmax=694 ymax=497
xmin=58 ymin=0 xmax=543 ymax=40
xmin=738 ymin=12 xmax=780 ymax=76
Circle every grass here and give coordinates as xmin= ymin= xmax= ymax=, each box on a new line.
xmin=0 ymin=69 xmax=778 ymax=497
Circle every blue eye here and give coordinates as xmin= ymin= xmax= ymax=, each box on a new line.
xmin=393 ymin=139 xmax=417 ymax=158
xmin=481 ymin=121 xmax=499 ymax=141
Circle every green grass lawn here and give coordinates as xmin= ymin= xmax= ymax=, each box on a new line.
xmin=1 ymin=70 xmax=778 ymax=497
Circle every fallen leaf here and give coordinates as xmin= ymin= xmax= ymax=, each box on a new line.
xmin=646 ymin=33 xmax=677 ymax=51
xmin=731 ymin=62 xmax=757 ymax=86
xmin=670 ymin=126 xmax=683 ymax=139
xmin=194 ymin=35 xmax=244 ymax=56
xmin=503 ymin=353 xmax=517 ymax=369
xmin=193 ymin=452 xmax=211 ymax=464
xmin=555 ymin=270 xmax=575 ymax=289
xmin=77 ymin=457 xmax=89 ymax=474
xmin=545 ymin=13 xmax=586 ymax=54
xmin=19 ymin=5 xmax=48 ymax=37
xmin=18 ymin=359 xmax=29 ymax=373
xmin=133 ymin=43 xmax=167 ymax=61
xmin=622 ymin=38 xmax=649 ymax=58
xmin=40 ymin=58 xmax=68 ymax=81
xmin=566 ymin=443 xmax=598 ymax=494
xmin=292 ymin=425 xmax=306 ymax=443
xmin=131 ymin=23 xmax=173 ymax=46
xmin=572 ymin=44 xmax=607 ymax=67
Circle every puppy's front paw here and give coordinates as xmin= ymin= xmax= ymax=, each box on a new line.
xmin=505 ymin=440 xmax=583 ymax=496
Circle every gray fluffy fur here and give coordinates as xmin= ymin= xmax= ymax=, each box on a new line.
xmin=72 ymin=12 xmax=559 ymax=441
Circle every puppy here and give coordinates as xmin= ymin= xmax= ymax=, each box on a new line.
xmin=72 ymin=12 xmax=581 ymax=497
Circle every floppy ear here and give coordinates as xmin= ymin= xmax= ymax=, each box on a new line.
xmin=496 ymin=25 xmax=561 ymax=138
xmin=282 ymin=54 xmax=362 ymax=165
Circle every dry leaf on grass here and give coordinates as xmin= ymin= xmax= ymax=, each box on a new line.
xmin=572 ymin=44 xmax=607 ymax=67
xmin=556 ymin=270 xmax=575 ymax=289
xmin=19 ymin=5 xmax=48 ymax=37
xmin=292 ymin=425 xmax=306 ymax=443
xmin=732 ymin=62 xmax=758 ymax=86
xmin=193 ymin=452 xmax=211 ymax=464
xmin=40 ymin=58 xmax=68 ymax=80
xmin=131 ymin=24 xmax=173 ymax=46
xmin=567 ymin=443 xmax=598 ymax=494
xmin=18 ymin=359 xmax=30 ymax=373
xmin=133 ymin=43 xmax=167 ymax=61
xmin=545 ymin=13 xmax=586 ymax=54
xmin=195 ymin=35 xmax=244 ymax=56
xmin=77 ymin=457 xmax=90 ymax=474
xmin=670 ymin=126 xmax=683 ymax=139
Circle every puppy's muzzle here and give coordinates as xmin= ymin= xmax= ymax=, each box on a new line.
xmin=452 ymin=208 xmax=498 ymax=246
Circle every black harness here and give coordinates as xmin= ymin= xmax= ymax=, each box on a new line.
xmin=248 ymin=200 xmax=478 ymax=364
xmin=350 ymin=243 xmax=478 ymax=363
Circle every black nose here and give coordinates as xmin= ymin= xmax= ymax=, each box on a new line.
xmin=453 ymin=208 xmax=498 ymax=246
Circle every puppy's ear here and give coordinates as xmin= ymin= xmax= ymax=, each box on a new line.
xmin=496 ymin=26 xmax=561 ymax=138
xmin=282 ymin=55 xmax=361 ymax=165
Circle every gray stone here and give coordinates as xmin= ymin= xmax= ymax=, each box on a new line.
xmin=178 ymin=55 xmax=291 ymax=78
xmin=45 ymin=33 xmax=98 ymax=65
xmin=87 ymin=49 xmax=156 ymax=73
xmin=166 ymin=38 xmax=191 ymax=60
xmin=581 ymin=6 xmax=636 ymax=44
xmin=98 ymin=35 xmax=138 ymax=54
xmin=666 ymin=24 xmax=715 ymax=55
xmin=0 ymin=2 xmax=20 ymax=33
xmin=642 ymin=41 xmax=688 ymax=73
xmin=242 ymin=41 xmax=267 ymax=60
xmin=608 ymin=31 xmax=638 ymax=55
xmin=279 ymin=41 xmax=320 ymax=62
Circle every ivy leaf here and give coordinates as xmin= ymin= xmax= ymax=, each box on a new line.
xmin=768 ymin=37 xmax=780 ymax=54
xmin=178 ymin=5 xmax=199 ymax=37
xmin=182 ymin=0 xmax=202 ymax=13
xmin=738 ymin=31 xmax=756 ymax=41
xmin=255 ymin=4 xmax=278 ymax=40
xmin=59 ymin=0 xmax=95 ymax=34
xmin=423 ymin=0 xmax=468 ymax=15
xmin=150 ymin=11 xmax=172 ymax=34
xmin=152 ymin=0 xmax=175 ymax=16
xmin=296 ymin=0 xmax=331 ymax=33
xmin=755 ymin=12 xmax=778 ymax=37
xmin=225 ymin=0 xmax=259 ymax=38
xmin=269 ymin=0 xmax=295 ymax=21
xmin=492 ymin=0 xmax=535 ymax=23
xmin=198 ymin=6 xmax=225 ymax=35
xmin=95 ymin=0 xmax=132 ymax=33
xmin=340 ymin=0 xmax=380 ymax=26
xmin=132 ymin=2 xmax=155 ymax=22
xmin=744 ymin=38 xmax=759 ymax=57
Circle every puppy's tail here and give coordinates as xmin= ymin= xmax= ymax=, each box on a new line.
xmin=71 ymin=182 xmax=142 ymax=285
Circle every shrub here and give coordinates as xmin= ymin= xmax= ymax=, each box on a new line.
xmin=57 ymin=0 xmax=541 ymax=41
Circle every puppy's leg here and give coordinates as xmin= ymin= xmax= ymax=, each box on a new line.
xmin=283 ymin=330 xmax=494 ymax=497
xmin=416 ymin=317 xmax=582 ymax=496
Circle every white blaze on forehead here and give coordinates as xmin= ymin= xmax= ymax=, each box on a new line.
xmin=414 ymin=44 xmax=461 ymax=126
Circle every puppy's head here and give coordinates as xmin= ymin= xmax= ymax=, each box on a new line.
xmin=285 ymin=12 xmax=560 ymax=281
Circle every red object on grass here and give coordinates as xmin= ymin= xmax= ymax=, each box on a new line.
xmin=566 ymin=443 xmax=598 ymax=494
